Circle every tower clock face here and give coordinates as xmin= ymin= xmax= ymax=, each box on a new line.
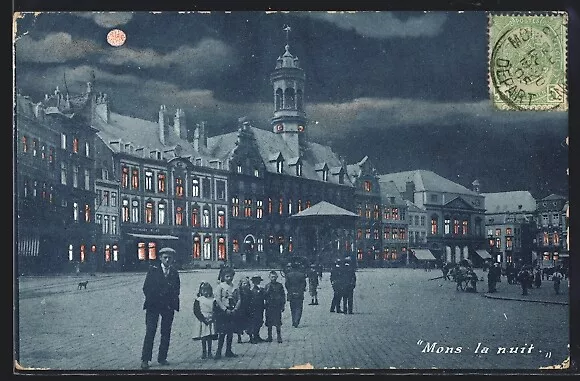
xmin=276 ymin=123 xmax=284 ymax=132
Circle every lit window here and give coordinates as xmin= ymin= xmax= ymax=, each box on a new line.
xmin=131 ymin=168 xmax=139 ymax=189
xmin=104 ymin=245 xmax=111 ymax=262
xmin=84 ymin=204 xmax=91 ymax=222
xmin=131 ymin=200 xmax=140 ymax=223
xmin=112 ymin=244 xmax=119 ymax=261
xmin=506 ymin=237 xmax=513 ymax=250
xmin=111 ymin=192 xmax=117 ymax=207
xmin=122 ymin=199 xmax=130 ymax=222
xmin=322 ymin=168 xmax=328 ymax=182
xmin=111 ymin=216 xmax=117 ymax=234
xmin=554 ymin=232 xmax=560 ymax=246
xmin=145 ymin=171 xmax=153 ymax=191
xmin=22 ymin=135 xmax=28 ymax=153
xmin=72 ymin=166 xmax=79 ymax=188
xmin=158 ymin=203 xmax=166 ymax=225
xmin=296 ymin=162 xmax=302 ymax=177
xmin=193 ymin=236 xmax=201 ymax=258
xmin=374 ymin=205 xmax=380 ymax=220
xmin=237 ymin=164 xmax=242 ymax=174
xmin=431 ymin=216 xmax=438 ymax=235
xmin=392 ymin=208 xmax=399 ymax=220
xmin=495 ymin=228 xmax=501 ymax=236
xmin=176 ymin=177 xmax=184 ymax=197
xmin=73 ymin=202 xmax=79 ymax=222
xmin=374 ymin=229 xmax=380 ymax=240
xmin=175 ymin=206 xmax=183 ymax=225
xmin=244 ymin=199 xmax=253 ymax=217
xmin=454 ymin=219 xmax=460 ymax=235
xmin=84 ymin=169 xmax=90 ymax=190
xmin=203 ymin=236 xmax=211 ymax=260
xmin=218 ymin=237 xmax=226 ymax=260
xmin=288 ymin=199 xmax=293 ymax=215
xmin=191 ymin=206 xmax=200 ymax=227
xmin=158 ymin=173 xmax=166 ymax=193
xmin=138 ymin=242 xmax=146 ymax=260
xmin=254 ymin=168 xmax=260 ymax=177
xmin=85 ymin=142 xmax=90 ymax=157
xmin=365 ymin=229 xmax=371 ymax=239
xmin=72 ymin=137 xmax=79 ymax=153
xmin=444 ymin=218 xmax=450 ymax=234
xmin=192 ymin=178 xmax=200 ymax=197
xmin=80 ymin=244 xmax=86 ymax=262
xmin=279 ymin=197 xmax=284 ymax=215
xmin=202 ymin=208 xmax=210 ymax=227
xmin=61 ymin=133 xmax=67 ymax=150
xmin=277 ymin=159 xmax=284 ymax=174
xmin=384 ymin=208 xmax=391 ymax=220
xmin=256 ymin=200 xmax=263 ymax=219
xmin=268 ymin=198 xmax=273 ymax=214
xmin=232 ymin=197 xmax=240 ymax=217
xmin=31 ymin=139 xmax=38 ymax=156
xmin=495 ymin=238 xmax=501 ymax=249
xmin=148 ymin=242 xmax=156 ymax=260
xmin=233 ymin=239 xmax=239 ymax=253
xmin=218 ymin=210 xmax=226 ymax=228
xmin=462 ymin=220 xmax=468 ymax=235
xmin=145 ymin=201 xmax=154 ymax=224
xmin=122 ymin=167 xmax=129 ymax=188
xmin=364 ymin=180 xmax=372 ymax=192
xmin=306 ymin=200 xmax=311 ymax=209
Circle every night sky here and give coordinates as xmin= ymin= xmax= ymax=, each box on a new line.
xmin=13 ymin=11 xmax=569 ymax=199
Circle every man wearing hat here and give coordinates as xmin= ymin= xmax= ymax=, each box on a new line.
xmin=248 ymin=275 xmax=266 ymax=343
xmin=140 ymin=247 xmax=181 ymax=369
xmin=284 ymin=261 xmax=307 ymax=327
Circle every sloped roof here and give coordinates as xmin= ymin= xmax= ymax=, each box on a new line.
xmin=93 ymin=111 xmax=215 ymax=163
xmin=207 ymin=126 xmax=353 ymax=186
xmin=482 ymin=191 xmax=536 ymax=214
xmin=405 ymin=200 xmax=426 ymax=213
xmin=379 ymin=180 xmax=405 ymax=204
xmin=378 ymin=170 xmax=479 ymax=196
xmin=542 ymin=193 xmax=567 ymax=201
xmin=290 ymin=201 xmax=358 ymax=218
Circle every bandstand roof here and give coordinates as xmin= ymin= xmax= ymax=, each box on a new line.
xmin=290 ymin=201 xmax=358 ymax=218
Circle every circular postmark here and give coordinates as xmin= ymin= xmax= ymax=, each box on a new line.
xmin=490 ymin=20 xmax=565 ymax=110
xmin=107 ymin=29 xmax=126 ymax=47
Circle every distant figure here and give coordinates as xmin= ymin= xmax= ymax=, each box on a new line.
xmin=140 ymin=247 xmax=181 ymax=370
xmin=552 ymin=267 xmax=563 ymax=295
xmin=517 ymin=265 xmax=533 ymax=296
xmin=487 ymin=263 xmax=500 ymax=293
xmin=330 ymin=259 xmax=343 ymax=313
xmin=341 ymin=257 xmax=356 ymax=314
xmin=307 ymin=264 xmax=319 ymax=305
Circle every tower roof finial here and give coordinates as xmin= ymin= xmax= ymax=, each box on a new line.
xmin=283 ymin=24 xmax=291 ymax=44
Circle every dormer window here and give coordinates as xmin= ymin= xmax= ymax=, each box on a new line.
xmin=364 ymin=180 xmax=372 ymax=192
xmin=276 ymin=123 xmax=284 ymax=132
xmin=254 ymin=168 xmax=260 ymax=177
xmin=277 ymin=159 xmax=283 ymax=174
xmin=237 ymin=164 xmax=242 ymax=174
xmin=296 ymin=162 xmax=302 ymax=176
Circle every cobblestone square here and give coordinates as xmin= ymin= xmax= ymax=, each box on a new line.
xmin=15 ymin=268 xmax=570 ymax=373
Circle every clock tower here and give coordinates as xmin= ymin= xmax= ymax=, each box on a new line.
xmin=270 ymin=25 xmax=307 ymax=155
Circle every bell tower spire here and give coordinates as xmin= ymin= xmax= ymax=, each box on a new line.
xmin=270 ymin=25 xmax=307 ymax=155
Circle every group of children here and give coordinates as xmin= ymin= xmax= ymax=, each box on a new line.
xmin=191 ymin=269 xmax=288 ymax=360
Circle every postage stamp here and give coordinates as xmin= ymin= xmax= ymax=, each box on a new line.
xmin=488 ymin=13 xmax=568 ymax=111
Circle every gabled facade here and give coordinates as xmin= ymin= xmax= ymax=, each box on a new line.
xmin=378 ymin=170 xmax=486 ymax=265
xmin=482 ymin=191 xmax=536 ymax=268
xmin=534 ymin=193 xmax=568 ymax=269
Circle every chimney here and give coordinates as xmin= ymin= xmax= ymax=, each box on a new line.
xmin=158 ymin=105 xmax=168 ymax=145
xmin=193 ymin=121 xmax=207 ymax=151
xmin=95 ymin=93 xmax=110 ymax=123
xmin=173 ymin=108 xmax=187 ymax=140
xmin=472 ymin=179 xmax=481 ymax=193
xmin=404 ymin=181 xmax=415 ymax=202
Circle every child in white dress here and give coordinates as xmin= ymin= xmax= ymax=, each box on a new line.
xmin=193 ymin=282 xmax=217 ymax=359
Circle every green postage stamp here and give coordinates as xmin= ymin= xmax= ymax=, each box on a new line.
xmin=488 ymin=13 xmax=568 ymax=111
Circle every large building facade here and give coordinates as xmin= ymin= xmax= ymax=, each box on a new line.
xmin=534 ymin=194 xmax=568 ymax=269
xmin=378 ymin=170 xmax=486 ymax=265
xmin=482 ymin=191 xmax=536 ymax=268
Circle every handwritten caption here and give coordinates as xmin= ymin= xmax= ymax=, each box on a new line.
xmin=416 ymin=340 xmax=552 ymax=358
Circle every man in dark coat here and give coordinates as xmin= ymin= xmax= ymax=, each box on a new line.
xmin=341 ymin=257 xmax=356 ymax=314
xmin=140 ymin=247 xmax=181 ymax=369
xmin=284 ymin=261 xmax=307 ymax=328
xmin=330 ymin=259 xmax=344 ymax=313
xmin=248 ymin=275 xmax=265 ymax=343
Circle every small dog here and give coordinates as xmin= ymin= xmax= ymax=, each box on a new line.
xmin=78 ymin=281 xmax=89 ymax=290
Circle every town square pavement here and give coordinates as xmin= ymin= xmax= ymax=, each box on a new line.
xmin=14 ymin=267 xmax=571 ymax=374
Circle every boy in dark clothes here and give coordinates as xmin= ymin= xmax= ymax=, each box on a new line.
xmin=263 ymin=270 xmax=286 ymax=343
xmin=307 ymin=264 xmax=319 ymax=305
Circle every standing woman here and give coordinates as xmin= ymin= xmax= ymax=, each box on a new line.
xmin=213 ymin=267 xmax=241 ymax=359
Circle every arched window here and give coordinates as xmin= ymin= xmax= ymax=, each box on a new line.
xmin=431 ymin=215 xmax=439 ymax=235
xmin=131 ymin=200 xmax=140 ymax=223
xmin=158 ymin=202 xmax=166 ymax=225
xmin=122 ymin=199 xmax=130 ymax=222
xmin=217 ymin=210 xmax=226 ymax=228
xmin=145 ymin=200 xmax=154 ymax=224
xmin=218 ymin=237 xmax=226 ymax=260
xmin=191 ymin=204 xmax=200 ymax=227
xmin=203 ymin=236 xmax=212 ymax=260
xmin=193 ymin=235 xmax=201 ymax=259
xmin=175 ymin=206 xmax=183 ymax=225
xmin=202 ymin=208 xmax=210 ymax=227
xmin=284 ymin=88 xmax=295 ymax=109
xmin=275 ymin=88 xmax=283 ymax=111
xmin=296 ymin=89 xmax=303 ymax=111
xmin=444 ymin=217 xmax=450 ymax=234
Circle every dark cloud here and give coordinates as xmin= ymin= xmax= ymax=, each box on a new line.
xmin=13 ymin=10 xmax=569 ymax=198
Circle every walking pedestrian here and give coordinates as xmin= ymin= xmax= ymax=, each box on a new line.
xmin=517 ymin=265 xmax=532 ymax=296
xmin=213 ymin=267 xmax=241 ymax=359
xmin=285 ymin=261 xmax=307 ymax=327
xmin=533 ymin=267 xmax=542 ymax=288
xmin=552 ymin=267 xmax=563 ymax=295
xmin=264 ymin=270 xmax=286 ymax=343
xmin=192 ymin=282 xmax=217 ymax=359
xmin=307 ymin=264 xmax=319 ymax=305
xmin=248 ymin=276 xmax=265 ymax=343
xmin=140 ymin=247 xmax=181 ymax=370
